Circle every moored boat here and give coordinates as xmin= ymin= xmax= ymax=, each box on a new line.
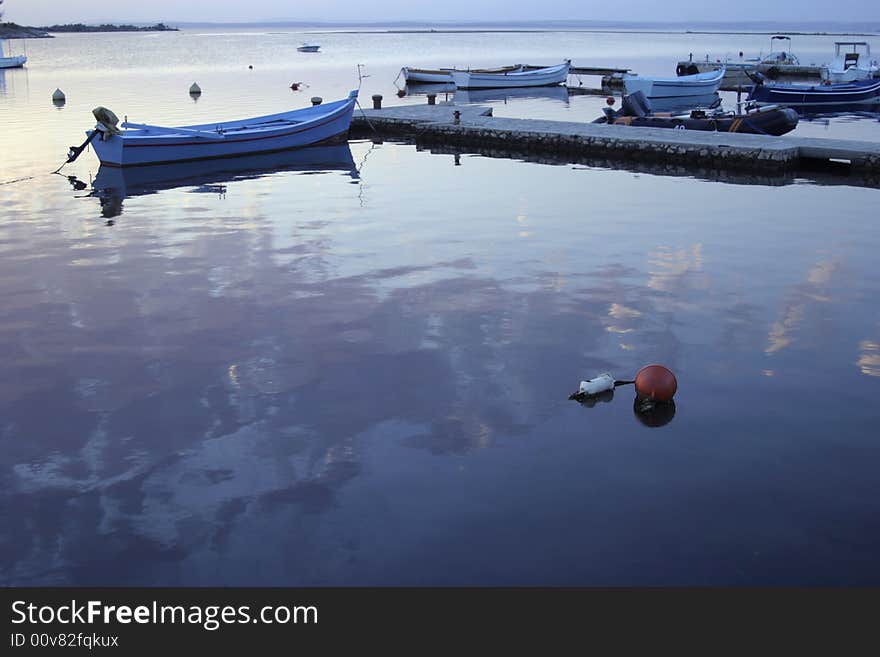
xmin=747 ymin=75 xmax=880 ymax=110
xmin=449 ymin=61 xmax=570 ymax=89
xmin=0 ymin=39 xmax=27 ymax=69
xmin=624 ymin=67 xmax=724 ymax=99
xmin=75 ymin=90 xmax=358 ymax=167
xmin=401 ymin=64 xmax=523 ymax=84
xmin=297 ymin=43 xmax=320 ymax=52
xmin=820 ymin=42 xmax=879 ymax=84
xmin=595 ymin=90 xmax=799 ymax=136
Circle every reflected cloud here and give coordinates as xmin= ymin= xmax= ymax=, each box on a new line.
xmin=857 ymin=340 xmax=880 ymax=377
xmin=765 ymin=259 xmax=840 ymax=355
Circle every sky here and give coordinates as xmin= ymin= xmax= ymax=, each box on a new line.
xmin=4 ymin=0 xmax=879 ymax=25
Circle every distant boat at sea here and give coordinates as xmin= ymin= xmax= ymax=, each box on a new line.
xmin=297 ymin=43 xmax=320 ymax=53
xmin=449 ymin=61 xmax=570 ymax=89
xmin=75 ymin=90 xmax=358 ymax=167
xmin=0 ymin=39 xmax=27 ymax=69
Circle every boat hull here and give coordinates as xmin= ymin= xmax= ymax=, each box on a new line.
xmin=91 ymin=92 xmax=357 ymax=167
xmin=402 ymin=68 xmax=453 ymax=83
xmin=450 ymin=62 xmax=569 ymax=89
xmin=0 ymin=55 xmax=27 ymax=69
xmin=747 ymin=79 xmax=880 ymax=108
xmin=624 ymin=69 xmax=724 ymax=99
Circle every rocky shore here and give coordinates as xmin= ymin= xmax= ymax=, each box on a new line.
xmin=0 ymin=23 xmax=52 ymax=38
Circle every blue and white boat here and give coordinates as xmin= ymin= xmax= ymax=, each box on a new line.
xmin=624 ymin=68 xmax=725 ymax=99
xmin=747 ymin=77 xmax=880 ymax=110
xmin=85 ymin=90 xmax=358 ymax=167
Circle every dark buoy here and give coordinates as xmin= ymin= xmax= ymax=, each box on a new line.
xmin=290 ymin=82 xmax=300 ymax=90
xmin=397 ymin=88 xmax=406 ymax=97
xmin=606 ymin=96 xmax=615 ymax=106
xmin=634 ymin=364 xmax=677 ymax=402
xmin=633 ymin=397 xmax=676 ymax=428
xmin=248 ymin=65 xmax=253 ymax=69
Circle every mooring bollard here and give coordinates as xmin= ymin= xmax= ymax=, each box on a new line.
xmin=372 ymin=94 xmax=383 ymax=110
xmin=427 ymin=93 xmax=436 ymax=105
xmin=453 ymin=110 xmax=461 ymax=125
xmin=311 ymin=96 xmax=322 ymax=106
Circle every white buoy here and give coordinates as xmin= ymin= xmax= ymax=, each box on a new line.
xmin=52 ymin=88 xmax=66 ymax=102
xmin=578 ymin=373 xmax=615 ymax=396
xmin=189 ymin=82 xmax=202 ymax=95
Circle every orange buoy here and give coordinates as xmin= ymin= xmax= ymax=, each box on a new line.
xmin=634 ymin=364 xmax=677 ymax=402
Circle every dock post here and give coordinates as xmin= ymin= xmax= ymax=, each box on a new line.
xmin=453 ymin=110 xmax=460 ymax=125
xmin=372 ymin=94 xmax=383 ymax=110
xmin=427 ymin=93 xmax=436 ymax=105
xmin=311 ymin=96 xmax=322 ymax=106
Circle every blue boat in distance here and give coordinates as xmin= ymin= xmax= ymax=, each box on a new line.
xmin=86 ymin=90 xmax=358 ymax=167
xmin=747 ymin=76 xmax=880 ymax=112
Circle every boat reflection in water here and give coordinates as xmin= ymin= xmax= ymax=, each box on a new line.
xmin=645 ymin=92 xmax=722 ymax=114
xmin=87 ymin=143 xmax=358 ymax=219
xmin=403 ymin=82 xmax=457 ymax=97
xmin=454 ymin=85 xmax=571 ymax=106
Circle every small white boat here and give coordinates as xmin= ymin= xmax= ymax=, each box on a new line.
xmin=0 ymin=39 xmax=27 ymax=69
xmin=450 ymin=61 xmax=570 ymax=89
xmin=821 ymin=42 xmax=878 ymax=84
xmin=401 ymin=64 xmax=523 ymax=84
xmin=297 ymin=43 xmax=320 ymax=52
xmin=77 ymin=90 xmax=358 ymax=167
xmin=624 ymin=67 xmax=724 ymax=99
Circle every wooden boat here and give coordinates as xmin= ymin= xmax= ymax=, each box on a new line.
xmin=624 ymin=67 xmax=724 ymax=99
xmin=0 ymin=39 xmax=27 ymax=69
xmin=401 ymin=64 xmax=522 ymax=84
xmin=594 ymin=90 xmax=799 ymax=136
xmin=747 ymin=75 xmax=880 ymax=110
xmin=297 ymin=43 xmax=320 ymax=52
xmin=81 ymin=90 xmax=358 ymax=167
xmin=450 ymin=61 xmax=570 ymax=89
xmin=821 ymin=42 xmax=878 ymax=84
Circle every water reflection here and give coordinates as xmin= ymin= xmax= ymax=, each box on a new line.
xmin=454 ymin=85 xmax=570 ymax=106
xmin=84 ymin=144 xmax=359 ymax=219
xmin=633 ymin=398 xmax=676 ymax=428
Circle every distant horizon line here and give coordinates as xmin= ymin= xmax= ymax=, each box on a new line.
xmin=10 ymin=19 xmax=880 ymax=28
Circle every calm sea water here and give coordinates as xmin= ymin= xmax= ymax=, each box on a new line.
xmin=1 ymin=29 xmax=879 ymax=585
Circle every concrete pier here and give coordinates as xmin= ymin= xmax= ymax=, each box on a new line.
xmin=352 ymin=102 xmax=880 ymax=183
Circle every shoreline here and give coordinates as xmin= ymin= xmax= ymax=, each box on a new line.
xmin=0 ymin=22 xmax=178 ymax=39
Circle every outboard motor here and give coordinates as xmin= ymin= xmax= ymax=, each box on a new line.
xmin=745 ymin=70 xmax=766 ymax=86
xmin=621 ymin=90 xmax=652 ymax=118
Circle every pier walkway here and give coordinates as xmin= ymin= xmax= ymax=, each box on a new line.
xmin=353 ymin=103 xmax=880 ymax=180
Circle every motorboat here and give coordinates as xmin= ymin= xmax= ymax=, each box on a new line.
xmin=821 ymin=42 xmax=878 ymax=84
xmin=595 ymin=90 xmax=799 ymax=136
xmin=297 ymin=43 xmax=320 ymax=52
xmin=747 ymin=74 xmax=880 ymax=111
xmin=624 ymin=67 xmax=724 ymax=99
xmin=70 ymin=90 xmax=358 ymax=167
xmin=449 ymin=61 xmax=570 ymax=89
